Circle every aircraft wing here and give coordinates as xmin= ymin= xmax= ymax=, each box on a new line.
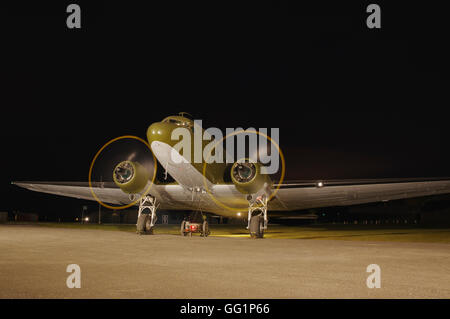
xmin=12 ymin=181 xmax=130 ymax=205
xmin=12 ymin=177 xmax=450 ymax=215
xmin=12 ymin=181 xmax=230 ymax=212
xmin=269 ymin=178 xmax=450 ymax=211
xmin=12 ymin=181 xmax=194 ymax=210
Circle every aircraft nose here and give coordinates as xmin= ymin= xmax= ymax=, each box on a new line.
xmin=146 ymin=122 xmax=174 ymax=148
xmin=147 ymin=122 xmax=163 ymax=143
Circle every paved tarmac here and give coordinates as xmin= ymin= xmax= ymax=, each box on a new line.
xmin=1 ymin=225 xmax=449 ymax=298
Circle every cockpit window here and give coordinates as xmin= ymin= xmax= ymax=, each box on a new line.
xmin=166 ymin=119 xmax=180 ymax=125
xmin=163 ymin=117 xmax=193 ymax=128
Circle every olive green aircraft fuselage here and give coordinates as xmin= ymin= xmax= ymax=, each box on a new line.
xmin=146 ymin=114 xmax=229 ymax=184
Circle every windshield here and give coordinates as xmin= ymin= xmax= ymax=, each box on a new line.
xmin=163 ymin=117 xmax=192 ymax=128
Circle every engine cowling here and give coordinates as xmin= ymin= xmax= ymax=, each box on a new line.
xmin=113 ymin=161 xmax=150 ymax=194
xmin=230 ymin=160 xmax=271 ymax=194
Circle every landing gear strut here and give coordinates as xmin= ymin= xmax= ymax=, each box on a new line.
xmin=247 ymin=195 xmax=268 ymax=238
xmin=136 ymin=195 xmax=158 ymax=235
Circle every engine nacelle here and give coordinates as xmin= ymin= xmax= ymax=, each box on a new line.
xmin=230 ymin=160 xmax=271 ymax=194
xmin=113 ymin=161 xmax=150 ymax=194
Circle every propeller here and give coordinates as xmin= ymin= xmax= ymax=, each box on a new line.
xmin=90 ymin=137 xmax=156 ymax=189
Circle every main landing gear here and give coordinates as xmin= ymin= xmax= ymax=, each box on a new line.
xmin=247 ymin=194 xmax=268 ymax=239
xmin=136 ymin=195 xmax=159 ymax=235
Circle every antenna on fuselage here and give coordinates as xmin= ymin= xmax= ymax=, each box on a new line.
xmin=178 ymin=112 xmax=193 ymax=119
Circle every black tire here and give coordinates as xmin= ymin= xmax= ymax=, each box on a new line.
xmin=180 ymin=220 xmax=187 ymax=236
xmin=249 ymin=214 xmax=264 ymax=238
xmin=144 ymin=215 xmax=155 ymax=234
xmin=145 ymin=218 xmax=153 ymax=234
xmin=201 ymin=221 xmax=210 ymax=237
xmin=136 ymin=213 xmax=148 ymax=234
xmin=257 ymin=217 xmax=264 ymax=238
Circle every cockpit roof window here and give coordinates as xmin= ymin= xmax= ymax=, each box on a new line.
xmin=162 ymin=116 xmax=193 ymax=128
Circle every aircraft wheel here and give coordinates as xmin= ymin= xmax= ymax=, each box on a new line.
xmin=257 ymin=217 xmax=264 ymax=238
xmin=180 ymin=220 xmax=188 ymax=236
xmin=249 ymin=214 xmax=264 ymax=239
xmin=145 ymin=218 xmax=154 ymax=234
xmin=145 ymin=214 xmax=158 ymax=235
xmin=136 ymin=213 xmax=148 ymax=235
xmin=201 ymin=221 xmax=210 ymax=237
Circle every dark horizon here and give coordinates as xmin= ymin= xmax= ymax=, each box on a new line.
xmin=1 ymin=1 xmax=449 ymax=218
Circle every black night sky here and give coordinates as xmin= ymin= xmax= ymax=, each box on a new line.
xmin=1 ymin=1 xmax=449 ymax=218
